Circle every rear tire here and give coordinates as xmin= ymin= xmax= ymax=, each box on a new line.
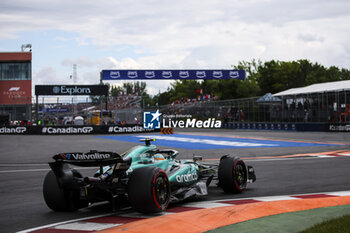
xmin=218 ymin=156 xmax=248 ymax=193
xmin=43 ymin=170 xmax=87 ymax=211
xmin=128 ymin=167 xmax=170 ymax=213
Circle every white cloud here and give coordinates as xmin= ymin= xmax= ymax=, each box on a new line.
xmin=2 ymin=0 xmax=350 ymax=94
xmin=61 ymin=57 xmax=94 ymax=67
xmin=32 ymin=66 xmax=58 ymax=85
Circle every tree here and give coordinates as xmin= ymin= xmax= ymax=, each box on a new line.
xmin=169 ymin=80 xmax=202 ymax=102
xmin=110 ymin=85 xmax=124 ymax=97
xmin=256 ymin=60 xmax=280 ymax=94
xmin=233 ymin=60 xmax=261 ymax=97
xmin=133 ymin=81 xmax=147 ymax=96
xmin=340 ymin=68 xmax=350 ymax=80
xmin=154 ymin=89 xmax=172 ymax=106
xmin=106 ymin=61 xmax=350 ymax=105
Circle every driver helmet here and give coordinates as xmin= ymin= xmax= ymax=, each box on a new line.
xmin=153 ymin=153 xmax=165 ymax=160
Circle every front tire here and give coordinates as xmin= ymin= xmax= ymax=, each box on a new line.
xmin=128 ymin=167 xmax=170 ymax=213
xmin=218 ymin=156 xmax=248 ymax=193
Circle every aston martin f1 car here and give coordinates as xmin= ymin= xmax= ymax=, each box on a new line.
xmin=43 ymin=139 xmax=256 ymax=213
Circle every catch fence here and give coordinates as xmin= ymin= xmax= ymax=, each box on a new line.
xmin=2 ymin=90 xmax=349 ymax=125
xmin=146 ymin=90 xmax=350 ymax=124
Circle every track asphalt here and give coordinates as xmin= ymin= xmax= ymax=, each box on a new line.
xmin=96 ymin=133 xmax=343 ymax=150
xmin=1 ymin=129 xmax=349 ymax=232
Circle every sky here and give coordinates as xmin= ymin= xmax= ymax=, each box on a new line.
xmin=1 ymin=0 xmax=350 ymax=97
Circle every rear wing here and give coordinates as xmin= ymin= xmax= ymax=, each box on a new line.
xmin=52 ymin=150 xmax=124 ymax=166
xmin=49 ymin=150 xmax=132 ymax=188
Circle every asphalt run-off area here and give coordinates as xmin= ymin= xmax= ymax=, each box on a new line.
xmin=97 ymin=133 xmax=342 ymax=149
xmin=0 ymin=128 xmax=349 ymax=233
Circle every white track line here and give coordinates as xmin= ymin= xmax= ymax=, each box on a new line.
xmin=16 ymin=213 xmax=114 ymax=233
xmin=0 ymin=167 xmax=97 ymax=173
xmin=0 ymin=168 xmax=51 ymax=173
xmin=0 ymin=164 xmax=48 ymax=167
xmin=53 ymin=222 xmax=121 ymax=231
xmin=197 ymin=190 xmax=350 ymax=203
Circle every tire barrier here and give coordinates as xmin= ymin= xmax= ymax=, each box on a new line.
xmin=0 ymin=125 xmax=160 ymax=135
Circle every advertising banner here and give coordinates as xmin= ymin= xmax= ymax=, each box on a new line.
xmin=0 ymin=80 xmax=32 ymax=105
xmin=0 ymin=125 xmax=159 ymax=134
xmin=35 ymin=85 xmax=109 ymax=96
xmin=41 ymin=108 xmax=69 ymax=113
xmin=102 ymin=69 xmax=245 ymax=80
xmin=328 ymin=124 xmax=350 ymax=132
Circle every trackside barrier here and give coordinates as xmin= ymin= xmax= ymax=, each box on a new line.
xmin=0 ymin=125 xmax=160 ymax=135
xmin=2 ymin=123 xmax=348 ymax=134
xmin=222 ymin=122 xmax=297 ymax=131
xmin=222 ymin=122 xmax=335 ymax=132
xmin=328 ymin=123 xmax=350 ymax=132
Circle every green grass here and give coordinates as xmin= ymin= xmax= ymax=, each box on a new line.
xmin=299 ymin=214 xmax=350 ymax=233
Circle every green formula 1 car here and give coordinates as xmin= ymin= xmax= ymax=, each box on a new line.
xmin=43 ymin=139 xmax=256 ymax=213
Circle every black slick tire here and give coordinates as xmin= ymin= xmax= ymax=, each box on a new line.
xmin=128 ymin=167 xmax=170 ymax=213
xmin=218 ymin=156 xmax=248 ymax=193
xmin=43 ymin=170 xmax=87 ymax=211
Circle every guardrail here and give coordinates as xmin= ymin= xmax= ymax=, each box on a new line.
xmin=0 ymin=125 xmax=159 ymax=135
